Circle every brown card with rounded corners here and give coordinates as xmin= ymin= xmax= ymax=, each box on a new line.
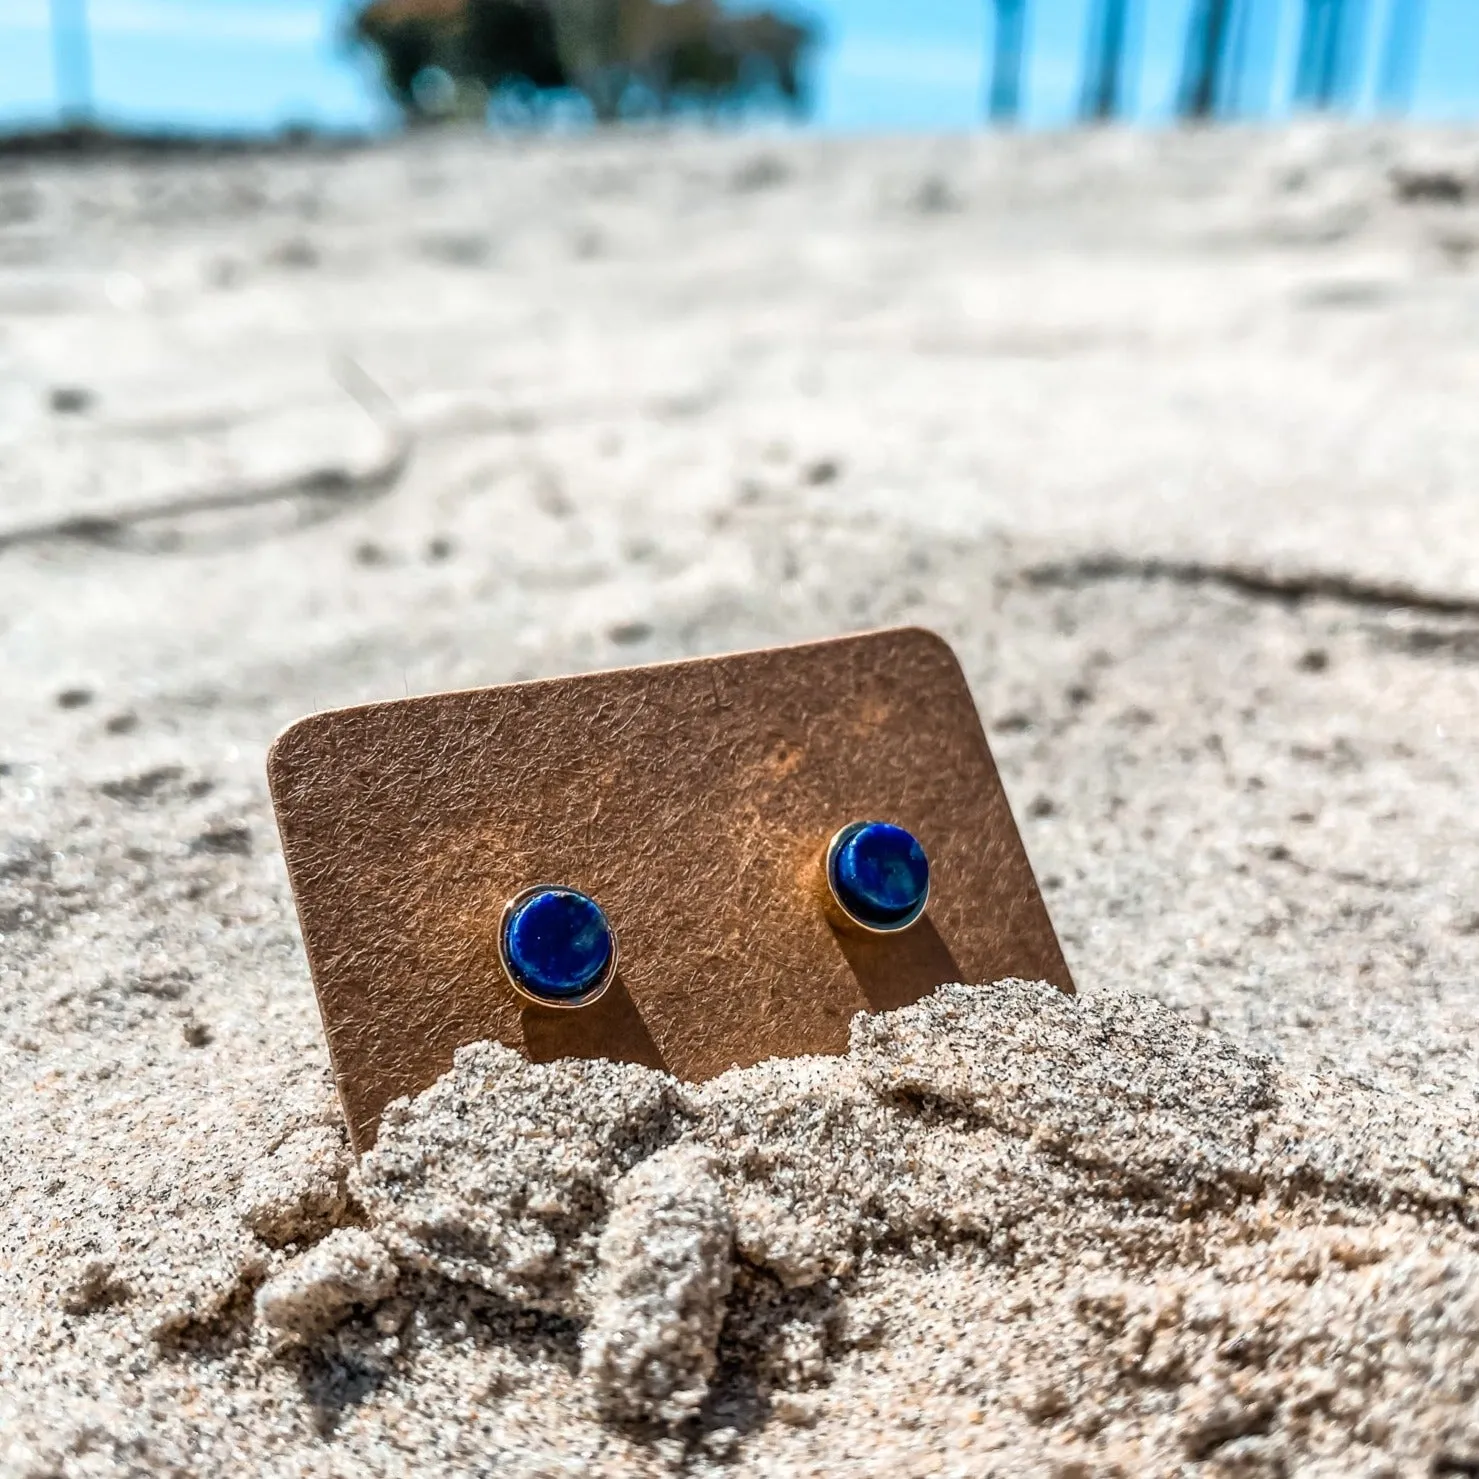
xmin=267 ymin=627 xmax=1073 ymax=1150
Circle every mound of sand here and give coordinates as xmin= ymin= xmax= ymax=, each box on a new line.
xmin=12 ymin=982 xmax=1479 ymax=1475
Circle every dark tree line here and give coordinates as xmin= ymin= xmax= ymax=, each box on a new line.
xmin=988 ymin=0 xmax=1432 ymax=125
xmin=352 ymin=0 xmax=818 ymax=124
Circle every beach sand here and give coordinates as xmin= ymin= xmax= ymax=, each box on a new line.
xmin=2 ymin=124 xmax=1478 ymax=1475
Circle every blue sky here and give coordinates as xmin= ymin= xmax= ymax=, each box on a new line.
xmin=1 ymin=0 xmax=1476 ymax=135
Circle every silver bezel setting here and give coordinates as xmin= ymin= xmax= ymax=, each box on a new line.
xmin=498 ymin=885 xmax=619 ymax=1010
xmin=823 ymin=822 xmax=930 ymax=935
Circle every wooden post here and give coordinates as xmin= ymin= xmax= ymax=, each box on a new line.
xmin=51 ymin=0 xmax=94 ymax=124
xmin=1081 ymin=0 xmax=1132 ymax=122
xmin=1378 ymin=0 xmax=1424 ymax=112
xmin=1179 ymin=0 xmax=1236 ymax=119
xmin=988 ymin=0 xmax=1028 ymax=124
xmin=1295 ymin=0 xmax=1367 ymax=110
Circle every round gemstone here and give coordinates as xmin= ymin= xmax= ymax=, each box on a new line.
xmin=830 ymin=821 xmax=929 ymax=930
xmin=503 ymin=888 xmax=613 ymax=1003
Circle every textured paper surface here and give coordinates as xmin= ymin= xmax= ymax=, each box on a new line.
xmin=267 ymin=628 xmax=1072 ymax=1147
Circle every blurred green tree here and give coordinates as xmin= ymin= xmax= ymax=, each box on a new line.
xmin=351 ymin=0 xmax=816 ymax=124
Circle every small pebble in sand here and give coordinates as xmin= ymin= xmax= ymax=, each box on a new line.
xmin=255 ymin=1228 xmax=398 ymax=1339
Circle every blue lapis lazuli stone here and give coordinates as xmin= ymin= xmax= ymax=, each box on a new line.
xmin=504 ymin=889 xmax=613 ymax=1002
xmin=831 ymin=821 xmax=929 ymax=929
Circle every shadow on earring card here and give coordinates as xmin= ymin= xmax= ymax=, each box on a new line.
xmin=832 ymin=915 xmax=963 ymax=1015
xmin=519 ymin=973 xmax=670 ymax=1073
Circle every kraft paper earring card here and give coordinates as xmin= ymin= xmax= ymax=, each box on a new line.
xmin=267 ymin=627 xmax=1073 ymax=1149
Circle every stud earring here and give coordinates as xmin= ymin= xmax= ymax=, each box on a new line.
xmin=499 ymin=886 xmax=618 ymax=1008
xmin=823 ymin=821 xmax=930 ymax=933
